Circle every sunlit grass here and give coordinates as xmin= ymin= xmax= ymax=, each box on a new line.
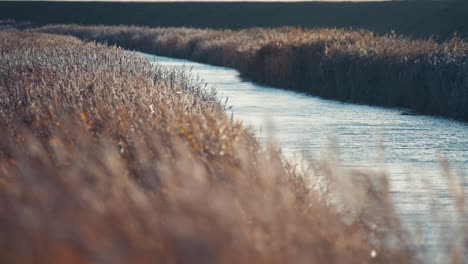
xmin=34 ymin=24 xmax=468 ymax=121
xmin=0 ymin=31 xmax=420 ymax=263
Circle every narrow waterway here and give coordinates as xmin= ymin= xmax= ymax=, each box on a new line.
xmin=145 ymin=53 xmax=468 ymax=261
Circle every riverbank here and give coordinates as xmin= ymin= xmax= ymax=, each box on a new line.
xmin=0 ymin=31 xmax=413 ymax=263
xmin=36 ymin=24 xmax=468 ymax=122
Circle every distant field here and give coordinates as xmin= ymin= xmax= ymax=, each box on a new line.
xmin=0 ymin=1 xmax=468 ymax=40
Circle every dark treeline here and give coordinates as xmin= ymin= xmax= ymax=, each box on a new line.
xmin=1 ymin=1 xmax=468 ymax=40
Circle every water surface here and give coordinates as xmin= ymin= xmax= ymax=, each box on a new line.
xmin=146 ymin=54 xmax=468 ymax=261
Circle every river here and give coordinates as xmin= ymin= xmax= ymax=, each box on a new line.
xmin=144 ymin=53 xmax=468 ymax=262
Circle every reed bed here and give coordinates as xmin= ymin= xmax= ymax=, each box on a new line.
xmin=35 ymin=24 xmax=468 ymax=121
xmin=0 ymin=31 xmax=415 ymax=263
xmin=1 ymin=1 xmax=467 ymax=40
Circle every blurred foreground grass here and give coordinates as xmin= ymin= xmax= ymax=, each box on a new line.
xmin=0 ymin=31 xmax=420 ymax=263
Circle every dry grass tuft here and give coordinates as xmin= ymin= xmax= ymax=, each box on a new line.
xmin=0 ymin=31 xmax=414 ymax=263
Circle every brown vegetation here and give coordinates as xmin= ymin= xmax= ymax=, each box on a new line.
xmin=0 ymin=32 xmax=413 ymax=263
xmin=35 ymin=24 xmax=468 ymax=121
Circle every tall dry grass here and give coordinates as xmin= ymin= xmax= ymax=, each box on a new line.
xmin=0 ymin=32 xmax=414 ymax=263
xmin=34 ymin=24 xmax=468 ymax=121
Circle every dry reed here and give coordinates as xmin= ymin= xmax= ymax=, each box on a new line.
xmin=0 ymin=31 xmax=415 ymax=263
xmin=34 ymin=24 xmax=468 ymax=121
